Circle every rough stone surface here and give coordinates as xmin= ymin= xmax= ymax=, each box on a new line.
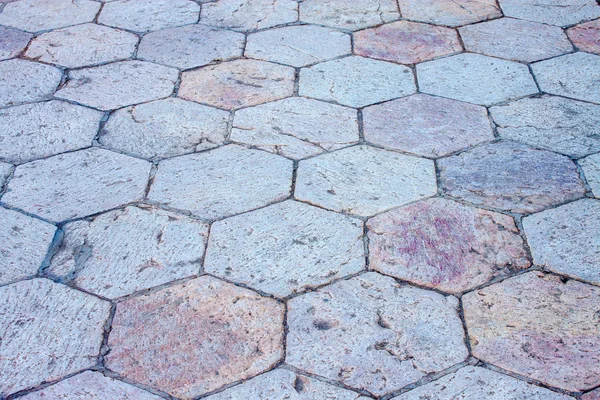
xmin=25 ymin=24 xmax=138 ymax=69
xmin=148 ymin=145 xmax=292 ymax=220
xmin=439 ymin=141 xmax=585 ymax=214
xmin=245 ymin=25 xmax=351 ymax=67
xmin=287 ymin=272 xmax=468 ymax=396
xmin=299 ymin=56 xmax=416 ymax=108
xmin=363 ymin=94 xmax=494 ymax=157
xmin=532 ymin=52 xmax=600 ymax=104
xmin=354 ymin=21 xmax=462 ymax=65
xmin=296 ymin=145 xmax=436 ymax=216
xmin=138 ymin=24 xmax=244 ymax=69
xmin=201 ymin=0 xmax=298 ymax=31
xmin=459 ymin=18 xmax=573 ymax=63
xmin=490 ymin=96 xmax=600 ymax=158
xmin=231 ymin=97 xmax=359 ymax=159
xmin=98 ymin=0 xmax=200 ymax=32
xmin=0 ymin=0 xmax=100 ymax=32
xmin=397 ymin=0 xmax=501 ymax=27
xmin=368 ymin=198 xmax=530 ymax=294
xmin=47 ymin=206 xmax=208 ymax=299
xmin=0 ymin=162 xmax=11 ymax=188
xmin=56 ymin=61 xmax=178 ymax=111
xmin=568 ymin=19 xmax=600 ymax=55
xmin=3 ymin=148 xmax=151 ymax=222
xmin=0 ymin=208 xmax=56 ymax=285
xmin=20 ymin=371 xmax=162 ymax=400
xmin=106 ymin=276 xmax=284 ymax=398
xmin=0 ymin=101 xmax=103 ymax=164
xmin=523 ymin=198 xmax=600 ymax=285
xmin=300 ymin=0 xmax=400 ymax=30
xmin=0 ymin=279 xmax=110 ymax=396
xmin=0 ymin=59 xmax=62 ymax=108
xmin=393 ymin=366 xmax=574 ymax=400
xmin=583 ymin=389 xmax=600 ymax=400
xmin=205 ymin=201 xmax=364 ymax=297
xmin=100 ymin=98 xmax=229 ymax=159
xmin=498 ymin=0 xmax=600 ymax=27
xmin=0 ymin=26 xmax=32 ymax=60
xmin=463 ymin=271 xmax=600 ymax=391
xmin=179 ymin=59 xmax=294 ymax=110
xmin=417 ymin=53 xmax=538 ymax=106
xmin=581 ymin=153 xmax=600 ymax=197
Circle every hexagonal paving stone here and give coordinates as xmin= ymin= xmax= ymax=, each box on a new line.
xmin=581 ymin=153 xmax=600 ymax=197
xmin=567 ymin=19 xmax=600 ymax=55
xmin=201 ymin=0 xmax=298 ymax=32
xmin=56 ymin=61 xmax=178 ymax=111
xmin=459 ymin=18 xmax=573 ymax=63
xmin=490 ymin=96 xmax=600 ymax=158
xmin=368 ymin=198 xmax=529 ymax=294
xmin=498 ymin=0 xmax=600 ymax=27
xmin=231 ymin=97 xmax=359 ymax=159
xmin=100 ymin=98 xmax=229 ymax=159
xmin=47 ymin=206 xmax=208 ymax=299
xmin=0 ymin=26 xmax=32 ymax=60
xmin=397 ymin=0 xmax=501 ymax=27
xmin=523 ymin=198 xmax=600 ymax=285
xmin=296 ymin=145 xmax=436 ymax=216
xmin=0 ymin=0 xmax=100 ymax=32
xmin=179 ymin=59 xmax=295 ymax=110
xmin=25 ymin=24 xmax=138 ymax=69
xmin=0 ymin=100 xmax=103 ymax=164
xmin=3 ymin=148 xmax=151 ymax=222
xmin=463 ymin=271 xmax=600 ymax=391
xmin=363 ymin=94 xmax=494 ymax=158
xmin=245 ymin=25 xmax=351 ymax=67
xmin=392 ymin=366 xmax=573 ymax=400
xmin=417 ymin=53 xmax=538 ymax=106
xmin=20 ymin=371 xmax=162 ymax=400
xmin=0 ymin=207 xmax=56 ymax=285
xmin=583 ymin=389 xmax=600 ymax=400
xmin=148 ymin=145 xmax=292 ymax=220
xmin=532 ymin=52 xmax=600 ymax=104
xmin=300 ymin=0 xmax=400 ymax=31
xmin=98 ymin=0 xmax=200 ymax=32
xmin=0 ymin=278 xmax=110 ymax=396
xmin=354 ymin=21 xmax=462 ymax=65
xmin=106 ymin=276 xmax=284 ymax=398
xmin=299 ymin=56 xmax=416 ymax=108
xmin=287 ymin=272 xmax=468 ymax=396
xmin=205 ymin=200 xmax=364 ymax=297
xmin=137 ymin=24 xmax=244 ymax=69
xmin=205 ymin=369 xmax=367 ymax=399
xmin=0 ymin=59 xmax=62 ymax=108
xmin=438 ymin=141 xmax=585 ymax=214
xmin=0 ymin=162 xmax=11 ymax=188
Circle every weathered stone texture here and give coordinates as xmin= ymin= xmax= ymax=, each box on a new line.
xmin=0 ymin=59 xmax=62 ymax=108
xmin=0 ymin=26 xmax=32 ymax=60
xmin=300 ymin=0 xmax=400 ymax=30
xmin=99 ymin=0 xmax=200 ymax=32
xmin=202 ymin=0 xmax=298 ymax=31
xmin=581 ymin=153 xmax=600 ymax=197
xmin=567 ymin=19 xmax=600 ymax=55
xmin=397 ymin=0 xmax=501 ymax=26
xmin=0 ymin=0 xmax=100 ymax=32
xmin=498 ymin=0 xmax=600 ymax=27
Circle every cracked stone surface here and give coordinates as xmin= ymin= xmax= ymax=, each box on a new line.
xmin=0 ymin=59 xmax=62 ymax=108
xmin=98 ymin=0 xmax=200 ymax=32
xmin=201 ymin=0 xmax=298 ymax=32
xmin=245 ymin=25 xmax=351 ymax=67
xmin=581 ymin=153 xmax=600 ymax=197
xmin=438 ymin=141 xmax=585 ymax=214
xmin=47 ymin=206 xmax=208 ymax=299
xmin=300 ymin=0 xmax=400 ymax=30
xmin=0 ymin=100 xmax=103 ymax=164
xmin=397 ymin=0 xmax=501 ymax=26
xmin=3 ymin=148 xmax=151 ymax=222
xmin=417 ymin=53 xmax=538 ymax=106
xmin=287 ymin=272 xmax=468 ymax=396
xmin=568 ymin=19 xmax=600 ymax=55
xmin=296 ymin=145 xmax=437 ymax=216
xmin=523 ymin=198 xmax=600 ymax=285
xmin=354 ymin=21 xmax=462 ymax=65
xmin=0 ymin=278 xmax=110 ymax=397
xmin=363 ymin=94 xmax=494 ymax=158
xmin=0 ymin=0 xmax=100 ymax=33
xmin=490 ymin=96 xmax=600 ymax=158
xmin=106 ymin=276 xmax=284 ymax=399
xmin=205 ymin=200 xmax=364 ymax=297
xmin=0 ymin=26 xmax=32 ymax=61
xmin=299 ymin=56 xmax=416 ymax=108
xmin=230 ymin=97 xmax=359 ymax=159
xmin=463 ymin=271 xmax=600 ymax=391
xmin=179 ymin=59 xmax=295 ymax=110
xmin=100 ymin=98 xmax=229 ymax=159
xmin=368 ymin=198 xmax=530 ymax=294
xmin=498 ymin=0 xmax=600 ymax=27
xmin=148 ymin=145 xmax=292 ymax=219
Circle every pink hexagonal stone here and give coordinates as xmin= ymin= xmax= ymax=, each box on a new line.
xmin=583 ymin=388 xmax=600 ymax=400
xmin=567 ymin=19 xmax=600 ymax=55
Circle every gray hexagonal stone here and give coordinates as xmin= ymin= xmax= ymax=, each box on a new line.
xmin=0 ymin=26 xmax=32 ymax=60
xmin=0 ymin=162 xmax=12 ymax=188
xmin=98 ymin=0 xmax=200 ymax=32
xmin=300 ymin=0 xmax=400 ymax=30
xmin=0 ymin=59 xmax=62 ymax=108
xmin=581 ymin=153 xmax=600 ymax=197
xmin=498 ymin=0 xmax=600 ymax=27
xmin=0 ymin=0 xmax=100 ymax=32
xmin=201 ymin=0 xmax=298 ymax=32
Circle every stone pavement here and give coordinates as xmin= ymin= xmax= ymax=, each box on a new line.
xmin=0 ymin=0 xmax=599 ymax=398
